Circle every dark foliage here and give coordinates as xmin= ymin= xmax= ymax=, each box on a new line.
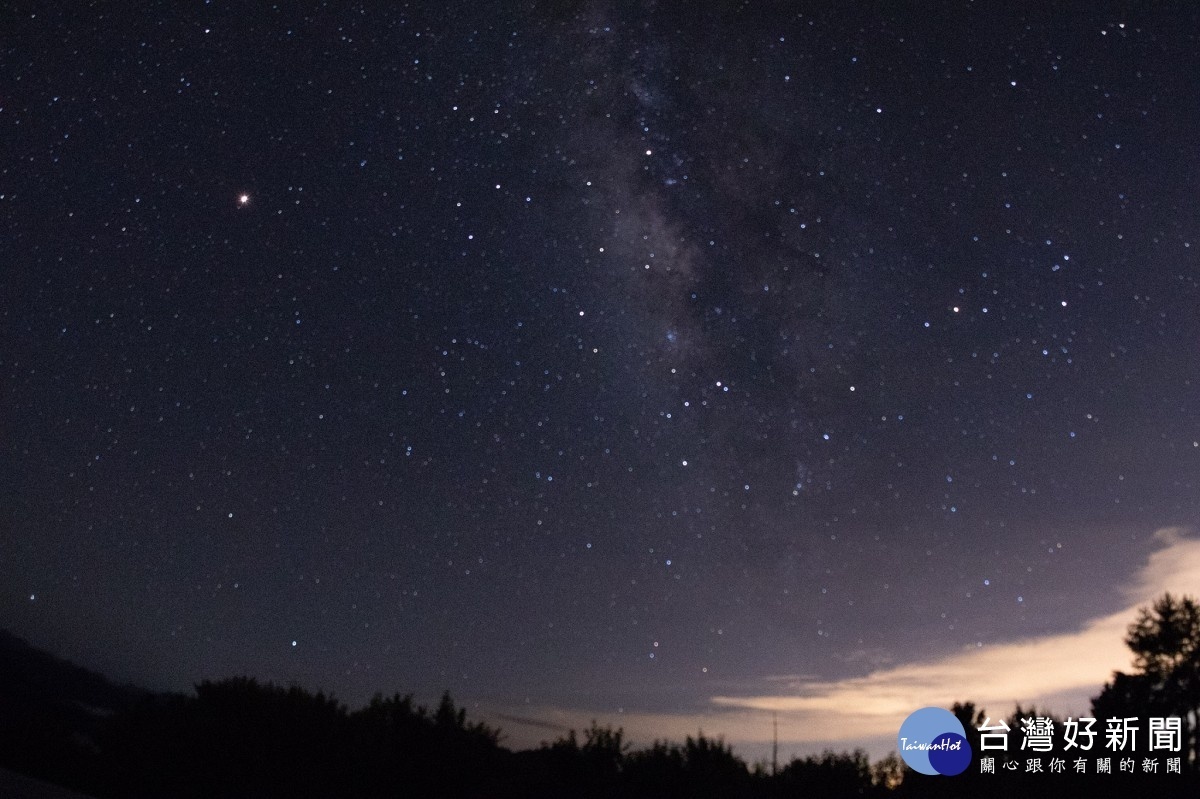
xmin=774 ymin=749 xmax=877 ymax=797
xmin=1094 ymin=592 xmax=1200 ymax=770
xmin=99 ymin=681 xmax=513 ymax=798
xmin=623 ymin=734 xmax=755 ymax=799
xmin=9 ymin=596 xmax=1200 ymax=797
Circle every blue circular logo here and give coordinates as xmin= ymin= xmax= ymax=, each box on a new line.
xmin=898 ymin=707 xmax=972 ymax=776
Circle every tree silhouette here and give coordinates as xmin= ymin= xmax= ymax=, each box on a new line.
xmin=624 ymin=733 xmax=753 ymax=799
xmin=0 ymin=629 xmax=929 ymax=797
xmin=1095 ymin=593 xmax=1200 ymax=771
xmin=518 ymin=722 xmax=628 ymax=798
xmin=951 ymin=701 xmax=986 ymax=758
xmin=870 ymin=752 xmax=905 ymax=791
xmin=776 ymin=749 xmax=874 ymax=796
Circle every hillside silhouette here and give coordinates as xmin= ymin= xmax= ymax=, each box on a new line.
xmin=0 ymin=630 xmax=146 ymax=795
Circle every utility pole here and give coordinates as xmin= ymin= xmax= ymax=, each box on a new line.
xmin=772 ymin=711 xmax=778 ymax=777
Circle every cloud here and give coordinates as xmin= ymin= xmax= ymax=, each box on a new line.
xmin=710 ymin=528 xmax=1200 ymax=741
xmin=487 ymin=528 xmax=1200 ymax=758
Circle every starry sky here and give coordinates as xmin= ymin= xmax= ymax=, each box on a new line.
xmin=4 ymin=2 xmax=1200 ymax=759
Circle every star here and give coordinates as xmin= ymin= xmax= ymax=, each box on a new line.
xmin=237 ymin=193 xmax=250 ymax=206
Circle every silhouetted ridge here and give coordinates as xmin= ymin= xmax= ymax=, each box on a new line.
xmin=0 ymin=630 xmax=147 ymax=795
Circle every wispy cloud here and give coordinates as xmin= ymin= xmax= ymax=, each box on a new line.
xmin=488 ymin=528 xmax=1200 ymax=758
xmin=712 ymin=528 xmax=1199 ymax=741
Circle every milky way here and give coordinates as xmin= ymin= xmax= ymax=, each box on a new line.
xmin=3 ymin=2 xmax=1199 ymax=757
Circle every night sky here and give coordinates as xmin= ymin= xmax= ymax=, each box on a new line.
xmin=5 ymin=2 xmax=1200 ymax=759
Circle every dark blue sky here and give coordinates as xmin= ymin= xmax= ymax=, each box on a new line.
xmin=4 ymin=2 xmax=1199 ymax=757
